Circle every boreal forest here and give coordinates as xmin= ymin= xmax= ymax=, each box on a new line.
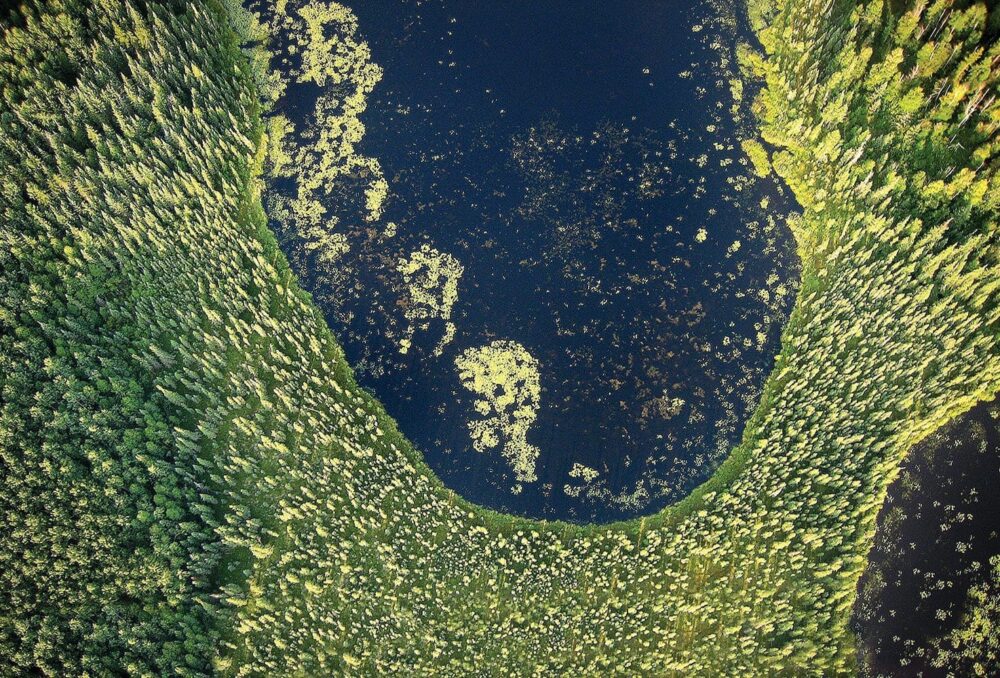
xmin=1 ymin=0 xmax=998 ymax=675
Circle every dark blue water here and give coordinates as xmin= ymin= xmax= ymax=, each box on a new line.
xmin=259 ymin=0 xmax=799 ymax=522
xmin=853 ymin=396 xmax=1000 ymax=674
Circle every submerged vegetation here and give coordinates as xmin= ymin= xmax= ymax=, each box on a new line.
xmin=0 ymin=0 xmax=997 ymax=676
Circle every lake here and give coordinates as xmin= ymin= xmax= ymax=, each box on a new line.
xmin=256 ymin=0 xmax=800 ymax=522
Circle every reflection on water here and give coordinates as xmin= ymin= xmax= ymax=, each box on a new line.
xmin=253 ymin=0 xmax=800 ymax=522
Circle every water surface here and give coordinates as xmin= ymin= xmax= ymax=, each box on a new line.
xmin=261 ymin=0 xmax=800 ymax=522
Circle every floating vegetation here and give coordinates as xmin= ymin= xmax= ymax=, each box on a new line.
xmin=455 ymin=340 xmax=542 ymax=483
xmin=569 ymin=462 xmax=601 ymax=483
xmin=257 ymin=0 xmax=388 ymax=275
xmin=564 ymin=462 xmax=603 ymax=499
xmin=396 ymin=245 xmax=463 ymax=356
